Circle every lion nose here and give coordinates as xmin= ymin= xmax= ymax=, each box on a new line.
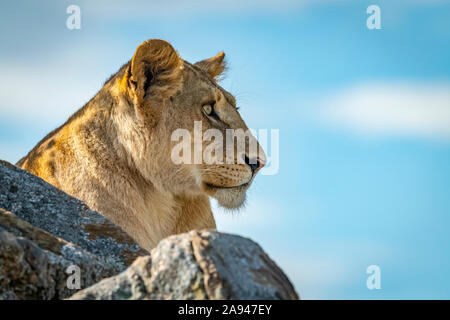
xmin=244 ymin=155 xmax=266 ymax=174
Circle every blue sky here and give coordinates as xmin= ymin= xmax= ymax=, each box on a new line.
xmin=1 ymin=0 xmax=449 ymax=299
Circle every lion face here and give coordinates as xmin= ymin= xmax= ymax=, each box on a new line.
xmin=114 ymin=39 xmax=266 ymax=209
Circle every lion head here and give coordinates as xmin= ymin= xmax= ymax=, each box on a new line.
xmin=110 ymin=39 xmax=266 ymax=209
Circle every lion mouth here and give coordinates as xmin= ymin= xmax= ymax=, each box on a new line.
xmin=204 ymin=182 xmax=250 ymax=190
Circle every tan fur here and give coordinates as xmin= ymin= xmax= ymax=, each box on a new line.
xmin=17 ymin=39 xmax=265 ymax=251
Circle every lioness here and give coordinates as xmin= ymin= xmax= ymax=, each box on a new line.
xmin=17 ymin=39 xmax=266 ymax=251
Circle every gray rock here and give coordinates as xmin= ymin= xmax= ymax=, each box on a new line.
xmin=0 ymin=160 xmax=147 ymax=270
xmin=69 ymin=230 xmax=299 ymax=300
xmin=0 ymin=220 xmax=118 ymax=300
xmin=0 ymin=160 xmax=298 ymax=300
xmin=0 ymin=207 xmax=117 ymax=273
xmin=191 ymin=230 xmax=298 ymax=299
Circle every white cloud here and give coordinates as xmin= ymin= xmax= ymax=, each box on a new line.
xmin=85 ymin=0 xmax=313 ymax=19
xmin=319 ymin=82 xmax=450 ymax=140
xmin=0 ymin=67 xmax=96 ymax=124
xmin=0 ymin=42 xmax=121 ymax=125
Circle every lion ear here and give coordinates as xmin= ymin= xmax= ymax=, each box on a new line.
xmin=129 ymin=39 xmax=183 ymax=102
xmin=194 ymin=52 xmax=226 ymax=80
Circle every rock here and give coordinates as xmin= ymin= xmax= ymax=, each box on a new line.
xmin=0 ymin=160 xmax=147 ymax=270
xmin=0 ymin=160 xmax=298 ymax=300
xmin=69 ymin=230 xmax=298 ymax=300
xmin=0 ymin=209 xmax=118 ymax=299
xmin=191 ymin=230 xmax=298 ymax=300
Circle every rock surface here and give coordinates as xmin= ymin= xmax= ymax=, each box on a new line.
xmin=69 ymin=230 xmax=299 ymax=300
xmin=0 ymin=160 xmax=298 ymax=300
xmin=0 ymin=212 xmax=118 ymax=299
xmin=0 ymin=160 xmax=147 ymax=270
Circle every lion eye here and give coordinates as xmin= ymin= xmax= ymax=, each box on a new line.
xmin=203 ymin=101 xmax=222 ymax=122
xmin=203 ymin=104 xmax=213 ymax=115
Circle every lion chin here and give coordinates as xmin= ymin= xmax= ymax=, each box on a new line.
xmin=202 ymin=181 xmax=251 ymax=209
